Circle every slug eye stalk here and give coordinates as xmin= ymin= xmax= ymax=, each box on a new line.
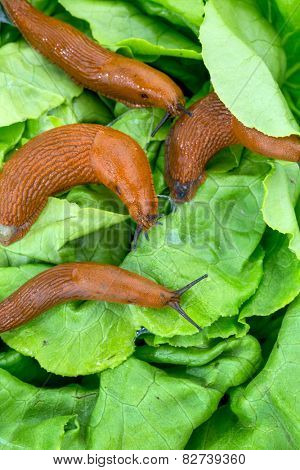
xmin=151 ymin=106 xmax=193 ymax=138
xmin=169 ymin=274 xmax=208 ymax=331
xmin=151 ymin=112 xmax=171 ymax=137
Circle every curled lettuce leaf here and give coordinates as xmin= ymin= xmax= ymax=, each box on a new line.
xmin=200 ymin=0 xmax=299 ymax=136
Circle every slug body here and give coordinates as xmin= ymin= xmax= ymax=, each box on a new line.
xmin=1 ymin=0 xmax=185 ymax=115
xmin=166 ymin=92 xmax=300 ymax=202
xmin=0 ymin=124 xmax=158 ymax=245
xmin=0 ymin=262 xmax=208 ymax=332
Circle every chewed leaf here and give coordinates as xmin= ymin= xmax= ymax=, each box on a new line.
xmin=200 ymin=0 xmax=300 ymax=136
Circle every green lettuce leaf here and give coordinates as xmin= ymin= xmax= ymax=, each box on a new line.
xmin=275 ymin=0 xmax=300 ymax=31
xmin=111 ymin=107 xmax=169 ymax=148
xmin=0 ymin=368 xmax=97 ymax=450
xmin=240 ymin=230 xmax=300 ymax=319
xmin=87 ymin=336 xmax=261 ymax=450
xmin=0 ymin=348 xmax=70 ymax=387
xmin=2 ymin=197 xmax=128 ymax=264
xmin=262 ymin=159 xmax=300 ymax=259
xmin=144 ymin=316 xmax=248 ymax=349
xmin=58 ymin=0 xmax=201 ymax=59
xmin=199 ymin=0 xmax=300 ymax=136
xmin=188 ymin=295 xmax=300 ymax=450
xmin=133 ymin=0 xmax=204 ymax=35
xmin=117 ymin=154 xmax=269 ymax=337
xmin=0 ymin=41 xmax=81 ymax=127
xmin=0 ymin=122 xmax=24 ymax=167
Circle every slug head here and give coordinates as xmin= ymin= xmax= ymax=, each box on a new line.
xmin=170 ymin=176 xmax=206 ymax=203
xmin=105 ymin=57 xmax=185 ymax=115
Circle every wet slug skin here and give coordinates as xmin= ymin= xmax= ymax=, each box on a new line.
xmin=166 ymin=92 xmax=300 ymax=202
xmin=0 ymin=262 xmax=208 ymax=332
xmin=1 ymin=0 xmax=185 ymax=115
xmin=0 ymin=124 xmax=158 ymax=245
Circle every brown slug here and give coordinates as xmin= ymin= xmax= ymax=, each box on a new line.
xmin=166 ymin=92 xmax=300 ymax=202
xmin=0 ymin=262 xmax=208 ymax=332
xmin=1 ymin=0 xmax=185 ymax=117
xmin=0 ymin=124 xmax=158 ymax=245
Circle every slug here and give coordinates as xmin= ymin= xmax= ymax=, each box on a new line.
xmin=0 ymin=124 xmax=158 ymax=246
xmin=0 ymin=262 xmax=208 ymax=332
xmin=166 ymin=92 xmax=300 ymax=202
xmin=1 ymin=0 xmax=185 ymax=117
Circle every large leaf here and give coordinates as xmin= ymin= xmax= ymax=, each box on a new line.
xmin=0 ymin=368 xmax=97 ymax=450
xmin=87 ymin=336 xmax=261 ymax=450
xmin=2 ymin=197 xmax=128 ymax=264
xmin=0 ymin=264 xmax=136 ymax=376
xmin=200 ymin=0 xmax=300 ymax=136
xmin=240 ymin=230 xmax=300 ymax=319
xmin=115 ymin=155 xmax=269 ymax=337
xmin=58 ymin=0 xmax=201 ymax=59
xmin=0 ymin=41 xmax=81 ymax=127
xmin=188 ymin=295 xmax=300 ymax=450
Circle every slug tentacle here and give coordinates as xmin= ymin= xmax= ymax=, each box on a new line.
xmin=0 ymin=262 xmax=208 ymax=333
xmin=166 ymin=92 xmax=300 ymax=202
xmin=1 ymin=0 xmax=185 ymax=115
xmin=0 ymin=124 xmax=158 ymax=245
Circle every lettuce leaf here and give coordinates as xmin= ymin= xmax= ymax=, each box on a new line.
xmin=0 ymin=122 xmax=24 ymax=167
xmin=0 ymin=41 xmax=81 ymax=127
xmin=87 ymin=336 xmax=261 ymax=450
xmin=0 ymin=368 xmax=97 ymax=450
xmin=133 ymin=0 xmax=204 ymax=35
xmin=58 ymin=0 xmax=201 ymax=60
xmin=262 ymin=158 xmax=300 ymax=260
xmin=188 ymin=295 xmax=300 ymax=450
xmin=200 ymin=0 xmax=300 ymax=137
xmin=2 ymin=198 xmax=128 ymax=264
xmin=117 ymin=155 xmax=269 ymax=337
xmin=240 ymin=231 xmax=300 ymax=319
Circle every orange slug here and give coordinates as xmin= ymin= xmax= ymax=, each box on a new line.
xmin=0 ymin=262 xmax=208 ymax=332
xmin=0 ymin=124 xmax=158 ymax=246
xmin=166 ymin=92 xmax=300 ymax=202
xmin=1 ymin=0 xmax=185 ymax=117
